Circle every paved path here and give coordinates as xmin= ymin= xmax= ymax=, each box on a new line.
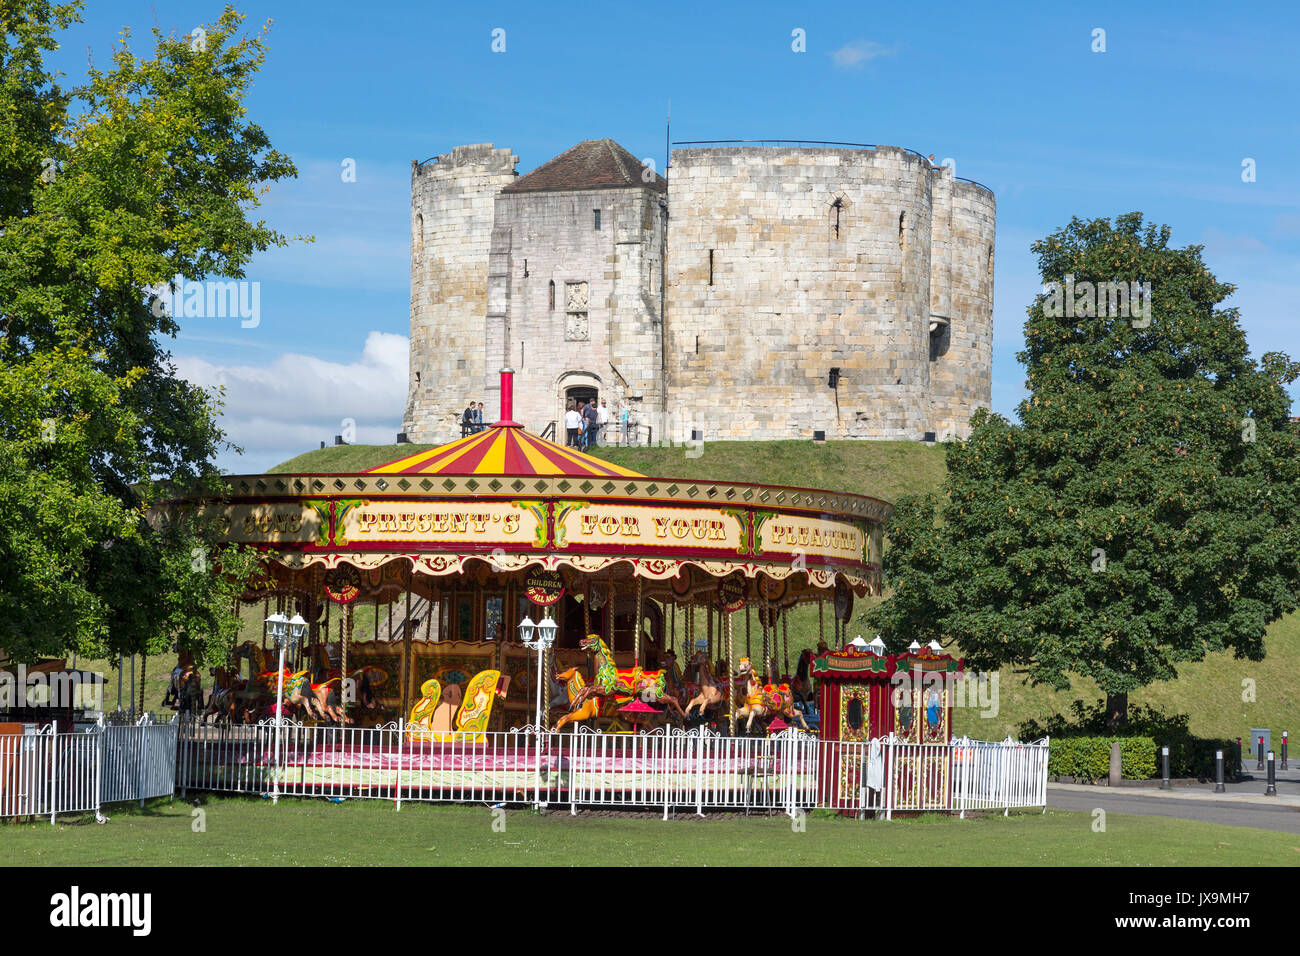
xmin=1048 ymin=766 xmax=1300 ymax=833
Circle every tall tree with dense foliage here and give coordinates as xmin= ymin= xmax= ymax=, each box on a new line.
xmin=868 ymin=213 xmax=1300 ymax=727
xmin=0 ymin=3 xmax=297 ymax=664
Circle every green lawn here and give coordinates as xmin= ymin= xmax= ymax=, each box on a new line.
xmin=3 ymin=796 xmax=1295 ymax=866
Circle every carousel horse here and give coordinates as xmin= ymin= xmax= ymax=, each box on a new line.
xmin=259 ymin=669 xmax=329 ymax=721
xmin=175 ymin=666 xmax=205 ymax=717
xmin=552 ymin=667 xmax=615 ymax=731
xmin=631 ymin=671 xmax=687 ymax=719
xmin=573 ymin=634 xmax=666 ymax=712
xmin=683 ymin=650 xmax=730 ymax=718
xmin=733 ymin=657 xmax=808 ymax=733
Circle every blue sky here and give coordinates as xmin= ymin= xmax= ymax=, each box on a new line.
xmin=48 ymin=1 xmax=1300 ymax=471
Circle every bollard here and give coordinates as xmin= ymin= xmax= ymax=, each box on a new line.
xmin=1235 ymin=737 xmax=1243 ymax=775
xmin=1214 ymin=750 xmax=1225 ymax=793
xmin=1160 ymin=746 xmax=1172 ymax=790
xmin=1282 ymin=731 xmax=1289 ymax=771
xmin=1266 ymin=752 xmax=1277 ymax=796
xmin=1257 ymin=736 xmax=1264 ymax=770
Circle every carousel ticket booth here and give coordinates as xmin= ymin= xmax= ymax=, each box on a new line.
xmin=812 ymin=642 xmax=963 ymax=812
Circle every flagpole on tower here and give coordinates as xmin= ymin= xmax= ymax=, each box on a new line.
xmin=665 ymin=100 xmax=670 ymax=180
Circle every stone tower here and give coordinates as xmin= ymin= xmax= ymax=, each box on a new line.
xmin=404 ymin=144 xmax=519 ymax=441
xmin=484 ymin=139 xmax=667 ymax=430
xmin=664 ymin=144 xmax=994 ymax=442
xmin=405 ymin=139 xmax=994 ymax=445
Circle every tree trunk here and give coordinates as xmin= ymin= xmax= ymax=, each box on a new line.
xmin=1105 ymin=691 xmax=1128 ymax=731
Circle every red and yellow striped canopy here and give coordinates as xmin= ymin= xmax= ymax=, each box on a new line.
xmin=368 ymin=425 xmax=644 ymax=478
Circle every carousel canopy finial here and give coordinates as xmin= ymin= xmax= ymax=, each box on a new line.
xmin=367 ymin=367 xmax=645 ymax=479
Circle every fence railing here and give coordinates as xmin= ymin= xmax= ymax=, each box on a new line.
xmin=0 ymin=716 xmax=178 ymax=823
xmin=174 ymin=718 xmax=1048 ymax=817
xmin=2 ymin=716 xmax=1046 ymax=822
xmin=99 ymin=716 xmax=179 ymax=806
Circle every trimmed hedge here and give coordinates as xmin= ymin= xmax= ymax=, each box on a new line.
xmin=1048 ymin=736 xmax=1156 ymax=781
xmin=1023 ymin=701 xmax=1241 ymax=780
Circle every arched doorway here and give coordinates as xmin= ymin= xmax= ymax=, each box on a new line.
xmin=564 ymin=384 xmax=598 ymax=409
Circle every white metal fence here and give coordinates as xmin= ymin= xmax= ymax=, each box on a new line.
xmin=0 ymin=716 xmax=178 ymax=823
xmin=1 ymin=716 xmax=1046 ymax=823
xmin=174 ymin=718 xmax=1048 ymax=818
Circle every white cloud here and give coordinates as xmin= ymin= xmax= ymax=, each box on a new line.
xmin=829 ymin=40 xmax=897 ymax=70
xmin=174 ymin=331 xmax=409 ymax=473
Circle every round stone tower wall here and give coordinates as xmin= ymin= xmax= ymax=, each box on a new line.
xmin=404 ymin=144 xmax=518 ymax=442
xmin=927 ymin=175 xmax=995 ymax=440
xmin=665 ymin=145 xmax=991 ymax=442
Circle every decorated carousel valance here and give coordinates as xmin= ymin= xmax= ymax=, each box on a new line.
xmin=162 ymin=369 xmax=891 ymax=602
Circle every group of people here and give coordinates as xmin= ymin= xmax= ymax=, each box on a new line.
xmin=461 ymin=400 xmax=487 ymax=436
xmin=564 ymin=397 xmax=612 ymax=449
xmin=462 ymin=394 xmax=634 ymax=448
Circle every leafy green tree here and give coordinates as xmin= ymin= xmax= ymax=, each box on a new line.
xmin=868 ymin=213 xmax=1300 ymax=728
xmin=0 ymin=3 xmax=295 ymax=665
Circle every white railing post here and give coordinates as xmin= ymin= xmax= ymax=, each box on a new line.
xmin=695 ymin=724 xmax=705 ymax=817
xmin=1001 ymin=740 xmax=1010 ymax=816
xmin=1041 ymin=736 xmax=1050 ymax=812
xmin=395 ymin=719 xmax=404 ymax=812
xmin=47 ymin=728 xmax=56 ymax=826
xmin=883 ymin=735 xmax=894 ymax=821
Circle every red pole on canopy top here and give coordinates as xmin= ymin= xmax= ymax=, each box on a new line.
xmin=495 ymin=367 xmax=521 ymax=427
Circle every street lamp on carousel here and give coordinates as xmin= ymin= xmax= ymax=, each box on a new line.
xmin=265 ymin=611 xmax=308 ymax=803
xmin=518 ymin=612 xmax=558 ymax=732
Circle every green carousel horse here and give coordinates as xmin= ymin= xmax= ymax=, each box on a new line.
xmin=564 ymin=634 xmax=685 ymax=722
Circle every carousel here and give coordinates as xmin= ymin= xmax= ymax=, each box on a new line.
xmin=174 ymin=370 xmax=892 ymax=745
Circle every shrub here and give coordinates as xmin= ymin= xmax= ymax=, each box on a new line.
xmin=1022 ymin=701 xmax=1238 ymax=779
xmin=1047 ymin=736 xmax=1155 ymax=780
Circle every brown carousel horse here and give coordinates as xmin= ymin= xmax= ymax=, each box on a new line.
xmin=733 ymin=657 xmax=808 ymax=734
xmin=683 ymin=650 xmax=730 ymax=718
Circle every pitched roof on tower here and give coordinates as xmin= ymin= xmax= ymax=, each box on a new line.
xmin=502 ymin=138 xmax=667 ymax=194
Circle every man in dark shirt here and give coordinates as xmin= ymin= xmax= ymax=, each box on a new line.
xmin=462 ymin=401 xmax=475 ymax=437
xmin=582 ymin=399 xmax=599 ymax=447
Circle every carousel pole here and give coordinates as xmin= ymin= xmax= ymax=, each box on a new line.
xmin=262 ymin=597 xmax=270 ymax=650
xmin=342 ymin=603 xmax=353 ymax=725
xmin=687 ymin=600 xmax=694 ymax=661
xmin=745 ymin=604 xmax=751 ymax=661
xmin=634 ymin=574 xmax=643 ymax=665
xmin=782 ymin=611 xmax=790 ymax=680
xmin=726 ymin=610 xmax=735 ymax=735
xmin=762 ymin=598 xmax=771 ymax=684
xmin=605 ymin=576 xmax=613 ymax=648
xmin=583 ymin=585 xmax=592 ymax=636
xmin=401 ymin=574 xmax=413 ymax=720
xmin=138 ymin=654 xmax=146 ymax=716
xmin=707 ymin=606 xmax=714 ymax=671
xmin=670 ymin=598 xmax=676 ymax=653
xmin=424 ymin=583 xmax=435 ymax=642
xmin=321 ymin=599 xmax=330 ymax=677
